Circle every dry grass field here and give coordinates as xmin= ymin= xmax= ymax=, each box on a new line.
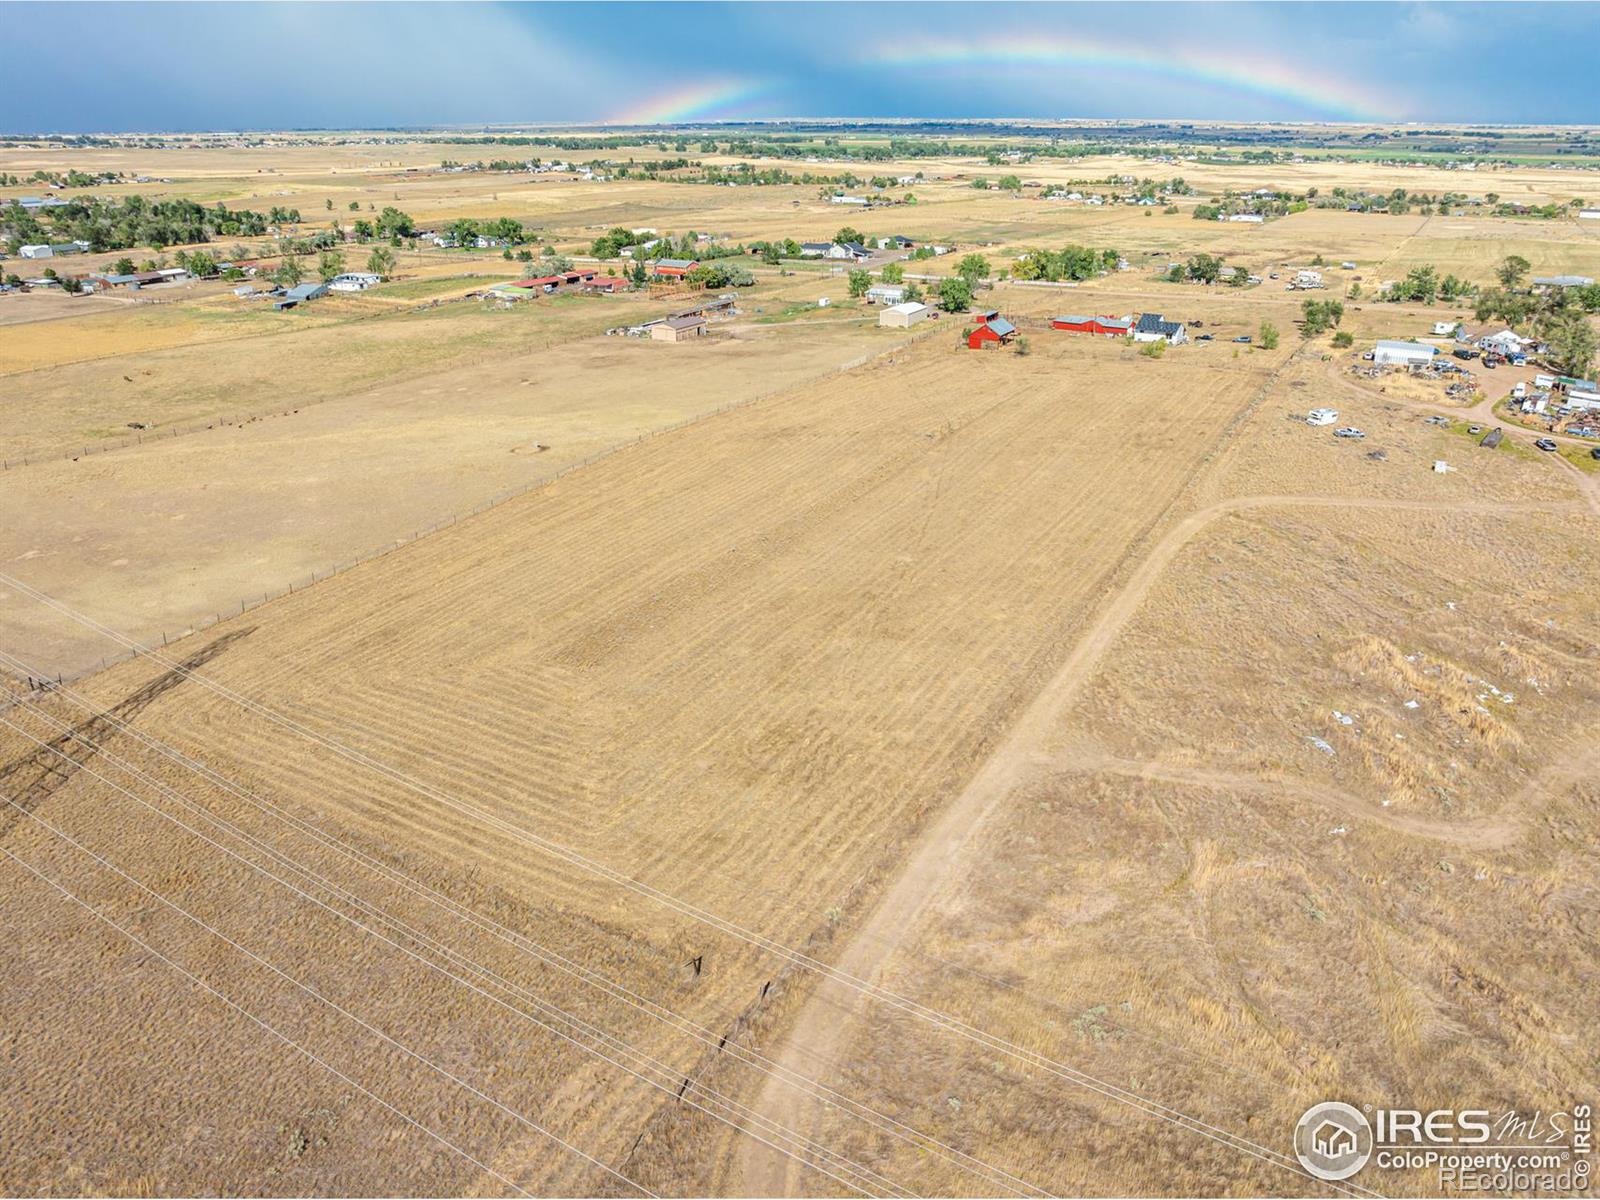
xmin=4 ymin=127 xmax=1600 ymax=1199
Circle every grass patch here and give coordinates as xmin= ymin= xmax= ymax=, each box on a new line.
xmin=373 ymin=274 xmax=512 ymax=301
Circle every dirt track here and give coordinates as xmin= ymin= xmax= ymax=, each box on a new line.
xmin=735 ymin=491 xmax=1576 ymax=1196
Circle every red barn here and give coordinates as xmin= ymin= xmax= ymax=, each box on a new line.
xmin=652 ymin=258 xmax=699 ymax=279
xmin=1052 ymin=314 xmax=1134 ymax=337
xmin=972 ymin=308 xmax=1001 ymax=325
xmin=968 ymin=317 xmax=1017 ymax=349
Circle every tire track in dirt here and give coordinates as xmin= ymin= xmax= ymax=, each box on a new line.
xmin=737 ymin=491 xmax=1569 ymax=1197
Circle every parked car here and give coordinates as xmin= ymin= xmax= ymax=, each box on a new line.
xmin=1425 ymin=415 xmax=1450 ymax=426
xmin=1590 ymin=447 xmax=1600 ymax=460
xmin=1452 ymin=347 xmax=1478 ymax=360
xmin=1233 ymin=335 xmax=1252 ymax=344
xmin=1483 ymin=359 xmax=1498 ymax=369
xmin=1196 ymin=333 xmax=1213 ymax=341
xmin=1334 ymin=427 xmax=1366 ymax=439
xmin=1535 ymin=438 xmax=1558 ymax=452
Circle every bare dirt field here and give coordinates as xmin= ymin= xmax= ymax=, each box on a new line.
xmin=4 ymin=128 xmax=1600 ymax=1200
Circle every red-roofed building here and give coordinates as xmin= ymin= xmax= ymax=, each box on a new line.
xmin=653 ymin=258 xmax=699 ymax=279
xmin=584 ymin=276 xmax=630 ymax=293
xmin=1051 ymin=314 xmax=1134 ymax=337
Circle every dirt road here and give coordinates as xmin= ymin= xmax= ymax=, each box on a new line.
xmin=736 ymin=492 xmax=1574 ymax=1196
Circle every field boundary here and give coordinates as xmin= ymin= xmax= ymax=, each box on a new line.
xmin=11 ymin=324 xmax=942 ymax=686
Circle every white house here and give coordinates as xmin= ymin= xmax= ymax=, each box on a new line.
xmin=864 ymin=283 xmax=906 ymax=305
xmin=18 ymin=244 xmax=52 ymax=259
xmin=1134 ymin=313 xmax=1187 ymax=344
xmin=1568 ymin=389 xmax=1600 ymax=412
xmin=1432 ymin=321 xmax=1459 ymax=336
xmin=328 ymin=272 xmax=382 ymax=292
xmin=1373 ymin=340 xmax=1436 ymax=367
xmin=1224 ymin=213 xmax=1265 ymax=223
xmin=1578 ymin=210 xmax=1600 ymax=220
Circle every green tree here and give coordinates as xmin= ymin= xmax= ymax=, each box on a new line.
xmin=1185 ymin=253 xmax=1223 ymax=284
xmin=186 ymin=251 xmax=217 ymax=278
xmin=113 ymin=256 xmax=136 ymax=276
xmin=1259 ymin=321 xmax=1280 ymax=350
xmin=847 ymin=268 xmax=871 ymax=298
xmin=276 ymin=253 xmax=304 ymax=286
xmin=937 ymin=276 xmax=973 ymax=313
xmin=1331 ymin=330 xmax=1354 ymax=348
xmin=881 ymin=261 xmax=904 ymax=284
xmin=997 ymin=174 xmax=1022 ymax=192
xmin=1544 ymin=311 xmax=1597 ymax=378
xmin=366 ymin=245 xmax=397 ymax=277
xmin=833 ymin=226 xmax=862 ymax=246
xmin=318 ymin=248 xmax=345 ymax=282
xmin=956 ymin=254 xmax=989 ymax=285
xmin=1496 ymin=254 xmax=1532 ymax=289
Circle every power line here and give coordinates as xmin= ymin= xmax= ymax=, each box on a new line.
xmin=1 ymin=667 xmax=1042 ymax=1197
xmin=0 ymin=574 xmax=1374 ymax=1197
xmin=0 ymin=843 xmax=537 ymax=1199
xmin=0 ymin=712 xmax=913 ymax=1200
xmin=0 ymin=785 xmax=655 ymax=1198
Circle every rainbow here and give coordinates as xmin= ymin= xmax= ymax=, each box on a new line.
xmin=607 ymin=79 xmax=773 ymax=125
xmin=862 ymin=34 xmax=1397 ymax=122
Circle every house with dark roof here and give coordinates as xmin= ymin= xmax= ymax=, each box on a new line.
xmin=824 ymin=242 xmax=871 ymax=262
xmin=799 ymin=242 xmax=832 ymax=258
xmin=651 ymin=313 xmax=709 ymax=342
xmin=1133 ymin=312 xmax=1187 ymax=345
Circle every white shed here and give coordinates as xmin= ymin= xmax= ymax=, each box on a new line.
xmin=1373 ymin=340 xmax=1436 ymax=367
xmin=879 ymin=301 xmax=934 ymax=329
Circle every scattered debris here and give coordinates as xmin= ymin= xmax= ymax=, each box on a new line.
xmin=1403 ymin=699 xmax=1420 ymax=709
xmin=1305 ymin=735 xmax=1336 ymax=756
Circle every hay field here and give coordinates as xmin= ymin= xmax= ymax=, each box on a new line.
xmin=1 ymin=313 xmax=901 ymax=677
xmin=0 ymin=333 xmax=1261 ymax=1195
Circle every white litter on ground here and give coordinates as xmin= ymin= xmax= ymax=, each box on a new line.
xmin=1404 ymin=699 xmax=1420 ymax=709
xmin=1306 ymin=736 xmax=1336 ymax=756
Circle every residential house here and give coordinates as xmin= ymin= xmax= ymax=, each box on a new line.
xmin=864 ymin=283 xmax=906 ymax=305
xmin=1133 ymin=313 xmax=1188 ymax=344
xmin=328 ymin=272 xmax=382 ymax=292
xmin=824 ymin=242 xmax=870 ymax=262
xmin=798 ymin=242 xmax=832 ymax=258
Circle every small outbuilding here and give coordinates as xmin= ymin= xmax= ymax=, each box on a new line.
xmin=275 ymin=282 xmax=329 ymax=310
xmin=968 ymin=317 xmax=1017 ymax=349
xmin=652 ymin=259 xmax=699 ymax=279
xmin=880 ymin=301 xmax=934 ymax=328
xmin=865 ymin=283 xmax=906 ymax=305
xmin=651 ymin=313 xmax=709 ymax=342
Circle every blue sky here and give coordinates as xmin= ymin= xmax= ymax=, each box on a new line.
xmin=7 ymin=2 xmax=1597 ymax=132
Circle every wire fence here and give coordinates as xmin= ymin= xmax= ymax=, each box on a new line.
xmin=31 ymin=327 xmax=938 ymax=687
